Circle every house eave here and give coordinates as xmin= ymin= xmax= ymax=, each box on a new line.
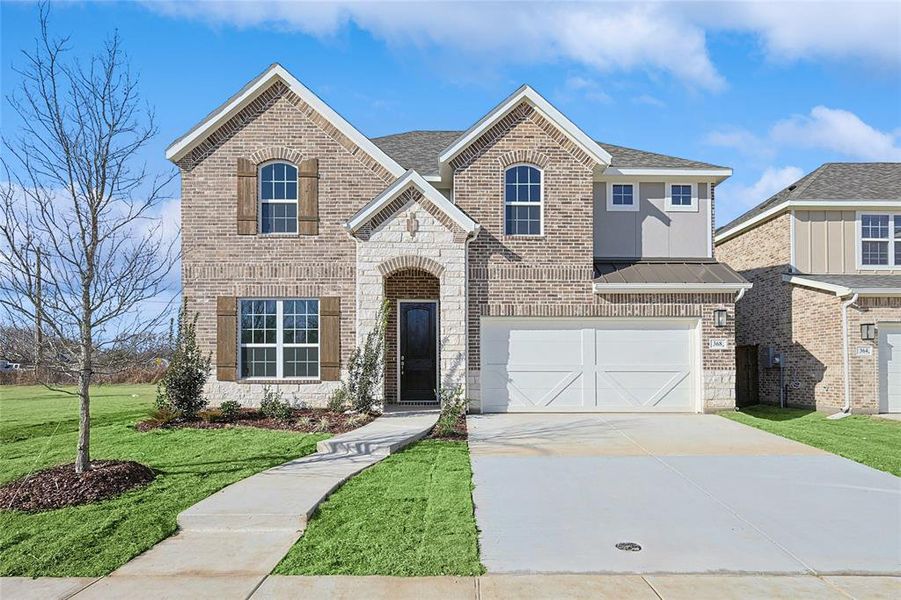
xmin=592 ymin=282 xmax=753 ymax=294
xmin=782 ymin=275 xmax=901 ymax=298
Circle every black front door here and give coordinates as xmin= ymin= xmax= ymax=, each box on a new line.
xmin=399 ymin=302 xmax=438 ymax=403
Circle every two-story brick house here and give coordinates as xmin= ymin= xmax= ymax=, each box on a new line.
xmin=716 ymin=163 xmax=901 ymax=414
xmin=167 ymin=64 xmax=750 ymax=413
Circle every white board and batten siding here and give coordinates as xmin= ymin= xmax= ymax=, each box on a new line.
xmin=480 ymin=318 xmax=701 ymax=413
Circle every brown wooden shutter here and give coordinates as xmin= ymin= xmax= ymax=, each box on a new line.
xmin=236 ymin=158 xmax=257 ymax=235
xmin=298 ymin=158 xmax=319 ymax=236
xmin=216 ymin=297 xmax=237 ymax=381
xmin=319 ymin=296 xmax=340 ymax=380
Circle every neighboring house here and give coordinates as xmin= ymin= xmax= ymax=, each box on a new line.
xmin=716 ymin=163 xmax=901 ymax=414
xmin=167 ymin=63 xmax=749 ymax=413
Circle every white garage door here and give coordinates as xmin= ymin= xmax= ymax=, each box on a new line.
xmin=480 ymin=318 xmax=699 ymax=412
xmin=879 ymin=323 xmax=901 ymax=413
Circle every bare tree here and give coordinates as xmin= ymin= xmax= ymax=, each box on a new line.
xmin=0 ymin=5 xmax=177 ymax=473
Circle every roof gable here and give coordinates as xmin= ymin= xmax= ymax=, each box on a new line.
xmin=165 ymin=64 xmax=405 ymax=178
xmin=437 ymin=86 xmax=612 ymax=177
xmin=346 ymin=170 xmax=479 ymax=236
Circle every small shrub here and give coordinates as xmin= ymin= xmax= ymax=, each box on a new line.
xmin=296 ymin=416 xmax=313 ymax=430
xmin=434 ymin=385 xmax=467 ymax=437
xmin=219 ymin=400 xmax=241 ymax=422
xmin=327 ymin=387 xmax=348 ymax=413
xmin=314 ymin=416 xmax=332 ymax=433
xmin=346 ymin=413 xmax=369 ymax=429
xmin=198 ymin=408 xmax=223 ymax=423
xmin=260 ymin=386 xmax=293 ymax=421
xmin=148 ymin=406 xmax=179 ymax=426
xmin=335 ymin=299 xmax=389 ymax=414
xmin=156 ymin=302 xmax=211 ymax=418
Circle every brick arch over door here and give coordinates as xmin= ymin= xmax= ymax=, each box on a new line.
xmin=378 ymin=255 xmax=446 ymax=278
xmin=248 ymin=146 xmax=305 ymax=165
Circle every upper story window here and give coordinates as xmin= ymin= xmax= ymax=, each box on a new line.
xmin=666 ymin=183 xmax=698 ymax=212
xmin=859 ymin=213 xmax=900 ymax=268
xmin=504 ymin=165 xmax=543 ymax=236
xmin=259 ymin=162 xmax=298 ymax=234
xmin=239 ymin=299 xmax=319 ymax=379
xmin=607 ymin=183 xmax=638 ymax=212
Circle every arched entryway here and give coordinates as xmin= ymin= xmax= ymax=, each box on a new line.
xmin=384 ymin=268 xmax=440 ymax=404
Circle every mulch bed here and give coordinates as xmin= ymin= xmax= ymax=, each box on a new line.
xmin=430 ymin=413 xmax=468 ymax=440
xmin=0 ymin=461 xmax=156 ymax=513
xmin=136 ymin=408 xmax=375 ymax=435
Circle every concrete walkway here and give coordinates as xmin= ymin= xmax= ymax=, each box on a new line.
xmin=5 ymin=574 xmax=899 ymax=599
xmin=55 ymin=409 xmax=438 ymax=600
xmin=469 ymin=414 xmax=901 ymax=574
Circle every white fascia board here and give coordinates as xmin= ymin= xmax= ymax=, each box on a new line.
xmin=593 ymin=282 xmax=752 ymax=294
xmin=716 ymin=200 xmax=901 ymax=244
xmin=438 ymin=85 xmax=612 ymax=172
xmin=783 ymin=274 xmax=901 ymax=298
xmin=165 ymin=64 xmax=406 ymax=178
xmin=604 ymin=167 xmax=733 ymax=179
xmin=345 ymin=169 xmax=478 ymax=235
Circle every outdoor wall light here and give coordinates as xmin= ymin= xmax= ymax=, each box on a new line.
xmin=713 ymin=309 xmax=728 ymax=327
xmin=860 ymin=323 xmax=877 ymax=341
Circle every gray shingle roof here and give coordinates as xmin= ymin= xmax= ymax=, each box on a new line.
xmin=371 ymin=131 xmax=726 ymax=177
xmin=790 ymin=273 xmax=901 ymax=292
xmin=717 ymin=163 xmax=901 ymax=235
xmin=593 ymin=259 xmax=749 ymax=286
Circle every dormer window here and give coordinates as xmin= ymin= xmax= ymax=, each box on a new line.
xmin=607 ymin=183 xmax=639 ymax=211
xmin=859 ymin=213 xmax=899 ymax=268
xmin=259 ymin=161 xmax=298 ymax=234
xmin=504 ymin=165 xmax=543 ymax=235
xmin=665 ymin=183 xmax=698 ymax=212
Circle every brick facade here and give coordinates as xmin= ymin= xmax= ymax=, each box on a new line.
xmin=717 ymin=212 xmax=901 ymax=413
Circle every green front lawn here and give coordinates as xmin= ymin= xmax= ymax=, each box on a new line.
xmin=274 ymin=439 xmax=484 ymax=576
xmin=0 ymin=384 xmax=325 ymax=577
xmin=722 ymin=405 xmax=901 ymax=476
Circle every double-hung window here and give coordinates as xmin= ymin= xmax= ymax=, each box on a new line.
xmin=859 ymin=213 xmax=900 ymax=268
xmin=504 ymin=165 xmax=542 ymax=235
xmin=607 ymin=182 xmax=638 ymax=211
xmin=666 ymin=183 xmax=697 ymax=212
xmin=259 ymin=162 xmax=298 ymax=234
xmin=239 ymin=299 xmax=319 ymax=379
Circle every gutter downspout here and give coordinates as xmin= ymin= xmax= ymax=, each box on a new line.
xmin=836 ymin=292 xmax=859 ymax=417
xmin=735 ymin=287 xmax=747 ymax=302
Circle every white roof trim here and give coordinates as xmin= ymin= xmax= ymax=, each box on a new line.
xmin=593 ymin=282 xmax=752 ymax=294
xmin=345 ymin=169 xmax=479 ymax=235
xmin=716 ymin=200 xmax=901 ymax=244
xmin=783 ymin=274 xmax=901 ymax=298
xmin=165 ymin=64 xmax=405 ymax=178
xmin=604 ymin=167 xmax=732 ymax=178
xmin=438 ymin=85 xmax=612 ymax=173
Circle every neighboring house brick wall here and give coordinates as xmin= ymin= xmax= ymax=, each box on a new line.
xmin=178 ymin=82 xmax=394 ymax=406
xmin=848 ymin=297 xmax=901 ymax=413
xmin=384 ymin=268 xmax=441 ymax=403
xmin=717 ymin=214 xmax=792 ymax=406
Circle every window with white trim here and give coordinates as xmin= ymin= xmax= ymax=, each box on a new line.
xmin=259 ymin=162 xmax=298 ymax=234
xmin=504 ymin=165 xmax=542 ymax=235
xmin=239 ymin=299 xmax=319 ymax=379
xmin=606 ymin=182 xmax=638 ymax=211
xmin=665 ymin=183 xmax=697 ymax=212
xmin=859 ymin=213 xmax=899 ymax=267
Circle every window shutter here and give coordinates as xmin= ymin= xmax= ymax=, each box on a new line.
xmin=216 ymin=297 xmax=237 ymax=381
xmin=319 ymin=296 xmax=340 ymax=380
xmin=237 ymin=158 xmax=257 ymax=235
xmin=298 ymin=158 xmax=319 ymax=236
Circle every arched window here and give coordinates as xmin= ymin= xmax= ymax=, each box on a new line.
xmin=504 ymin=165 xmax=542 ymax=235
xmin=259 ymin=161 xmax=298 ymax=234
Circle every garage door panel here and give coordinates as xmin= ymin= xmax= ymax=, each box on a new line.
xmin=481 ymin=319 xmax=698 ymax=413
xmin=880 ymin=325 xmax=901 ymax=413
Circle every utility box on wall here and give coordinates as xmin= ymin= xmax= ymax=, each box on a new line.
xmin=763 ymin=347 xmax=782 ymax=368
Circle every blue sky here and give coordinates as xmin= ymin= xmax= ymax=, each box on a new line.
xmin=3 ymin=0 xmax=900 ymax=231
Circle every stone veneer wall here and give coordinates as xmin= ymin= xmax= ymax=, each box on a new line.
xmin=355 ymin=193 xmax=468 ymax=404
xmin=383 ymin=269 xmax=441 ymax=403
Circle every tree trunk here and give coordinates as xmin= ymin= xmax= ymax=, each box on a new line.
xmin=75 ymin=363 xmax=91 ymax=473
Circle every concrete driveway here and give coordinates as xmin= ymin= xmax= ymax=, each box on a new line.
xmin=468 ymin=413 xmax=901 ymax=574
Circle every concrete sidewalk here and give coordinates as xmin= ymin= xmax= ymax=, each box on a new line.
xmin=5 ymin=574 xmax=898 ymax=599
xmin=52 ymin=409 xmax=439 ymax=600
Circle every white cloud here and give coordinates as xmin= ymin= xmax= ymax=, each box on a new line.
xmin=717 ymin=166 xmax=805 ymax=222
xmin=633 ymin=94 xmax=666 ymax=108
xmin=704 ymin=127 xmax=774 ymax=160
xmin=561 ymin=76 xmax=613 ymax=104
xmin=771 ymin=106 xmax=901 ymax=161
xmin=143 ymin=1 xmax=901 ymax=90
